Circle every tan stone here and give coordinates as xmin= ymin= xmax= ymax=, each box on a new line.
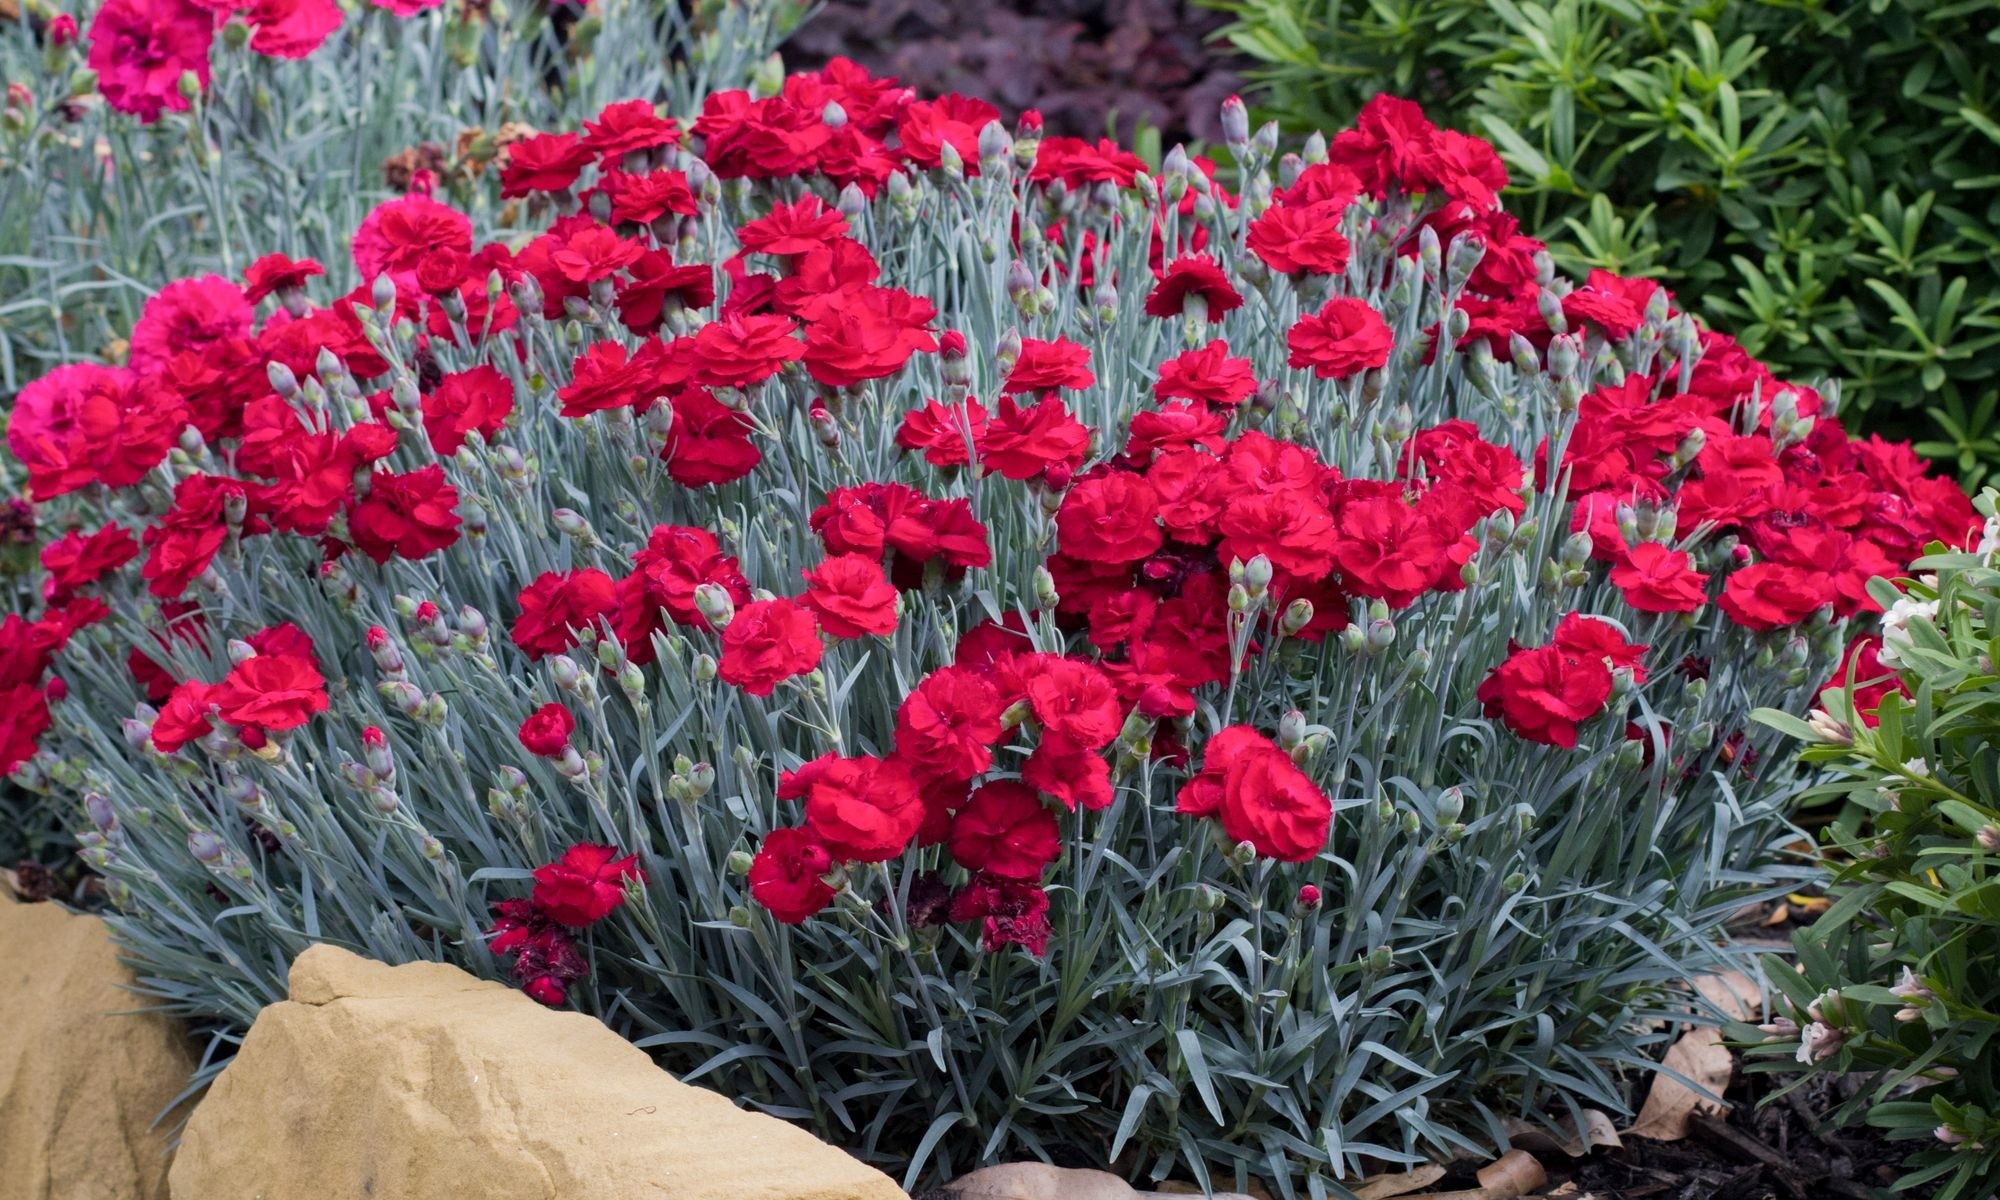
xmin=0 ymin=889 xmax=197 ymax=1200
xmin=168 ymin=943 xmax=908 ymax=1200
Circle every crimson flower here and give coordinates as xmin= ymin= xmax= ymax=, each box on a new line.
xmin=531 ymin=843 xmax=641 ymax=928
xmin=517 ymin=703 xmax=576 ymax=758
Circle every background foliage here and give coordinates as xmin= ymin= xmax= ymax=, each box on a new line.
xmin=1754 ymin=514 xmax=2000 ymax=1200
xmin=1208 ymin=0 xmax=2000 ymax=484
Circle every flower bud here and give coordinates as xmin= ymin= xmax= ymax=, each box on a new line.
xmin=188 ymin=829 xmax=227 ymax=865
xmin=1976 ymin=824 xmax=2000 ymax=852
xmin=693 ymin=653 xmax=718 ymax=684
xmin=1193 ymin=883 xmax=1225 ymax=912
xmin=1241 ymin=554 xmax=1273 ymax=594
xmin=995 ymin=326 xmax=1023 ymax=372
xmin=1435 ymin=787 xmax=1463 ymax=825
xmin=1547 ymin=333 xmax=1580 ymax=378
xmin=726 ymin=849 xmax=755 ymax=876
xmin=1366 ymin=617 xmax=1395 ymax=652
xmin=1509 ymin=332 xmax=1540 ymax=376
xmin=1795 ymin=1021 xmax=1844 ymax=1064
xmin=1219 ymin=95 xmax=1249 ymax=148
xmin=1033 ymin=566 xmax=1060 ymax=611
xmin=1534 ymin=287 xmax=1567 ymax=336
xmin=1006 ymin=260 xmax=1036 ymax=312
xmin=978 ymin=120 xmax=1011 ymax=164
xmin=1295 ymin=884 xmax=1322 ymax=910
xmin=695 ymin=583 xmax=737 ymax=629
xmin=823 ymin=180 xmax=864 ymax=223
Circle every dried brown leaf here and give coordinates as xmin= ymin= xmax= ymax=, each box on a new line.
xmin=1352 ymin=1165 xmax=1448 ymax=1199
xmin=1626 ymin=1027 xmax=1735 ymax=1141
xmin=1475 ymin=1150 xmax=1547 ymax=1196
xmin=1693 ymin=969 xmax=1764 ymax=1022
xmin=1501 ymin=1109 xmax=1622 ymax=1157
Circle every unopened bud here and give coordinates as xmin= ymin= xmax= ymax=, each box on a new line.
xmin=1032 ymin=566 xmax=1060 ymax=610
xmin=1219 ymin=95 xmax=1250 ymax=147
xmin=1241 ymin=555 xmax=1273 ymax=594
xmin=188 ymin=830 xmax=227 ymax=865
xmin=695 ymin=583 xmax=736 ymax=629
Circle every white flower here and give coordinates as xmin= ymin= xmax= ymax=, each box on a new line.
xmin=1901 ymin=757 xmax=1931 ymax=779
xmin=1796 ymin=1021 xmax=1844 ymax=1064
xmin=1978 ymin=513 xmax=2000 ymax=557
xmin=1877 ymin=593 xmax=1938 ymax=669
xmin=1890 ymin=967 xmax=1934 ymax=1003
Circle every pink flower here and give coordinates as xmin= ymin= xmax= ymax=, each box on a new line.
xmin=129 ymin=275 xmax=254 ymax=373
xmin=240 ymin=0 xmax=341 ymax=60
xmin=86 ymin=0 xmax=215 ymax=123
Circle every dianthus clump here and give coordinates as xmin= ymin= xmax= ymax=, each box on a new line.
xmin=3 ymin=63 xmax=1973 ymax=1188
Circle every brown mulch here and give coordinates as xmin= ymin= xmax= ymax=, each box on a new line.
xmin=1467 ymin=1069 xmax=1917 ymax=1200
xmin=785 ymin=0 xmax=1252 ymax=146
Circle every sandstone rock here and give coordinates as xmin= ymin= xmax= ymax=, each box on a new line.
xmin=0 ymin=888 xmax=197 ymax=1200
xmin=168 ymin=943 xmax=908 ymax=1200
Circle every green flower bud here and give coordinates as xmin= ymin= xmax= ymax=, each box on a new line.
xmin=1033 ymin=566 xmax=1060 ymax=610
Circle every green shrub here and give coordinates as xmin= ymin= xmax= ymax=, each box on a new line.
xmin=1754 ymin=508 xmax=2000 ymax=1200
xmin=1209 ymin=0 xmax=2000 ymax=483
